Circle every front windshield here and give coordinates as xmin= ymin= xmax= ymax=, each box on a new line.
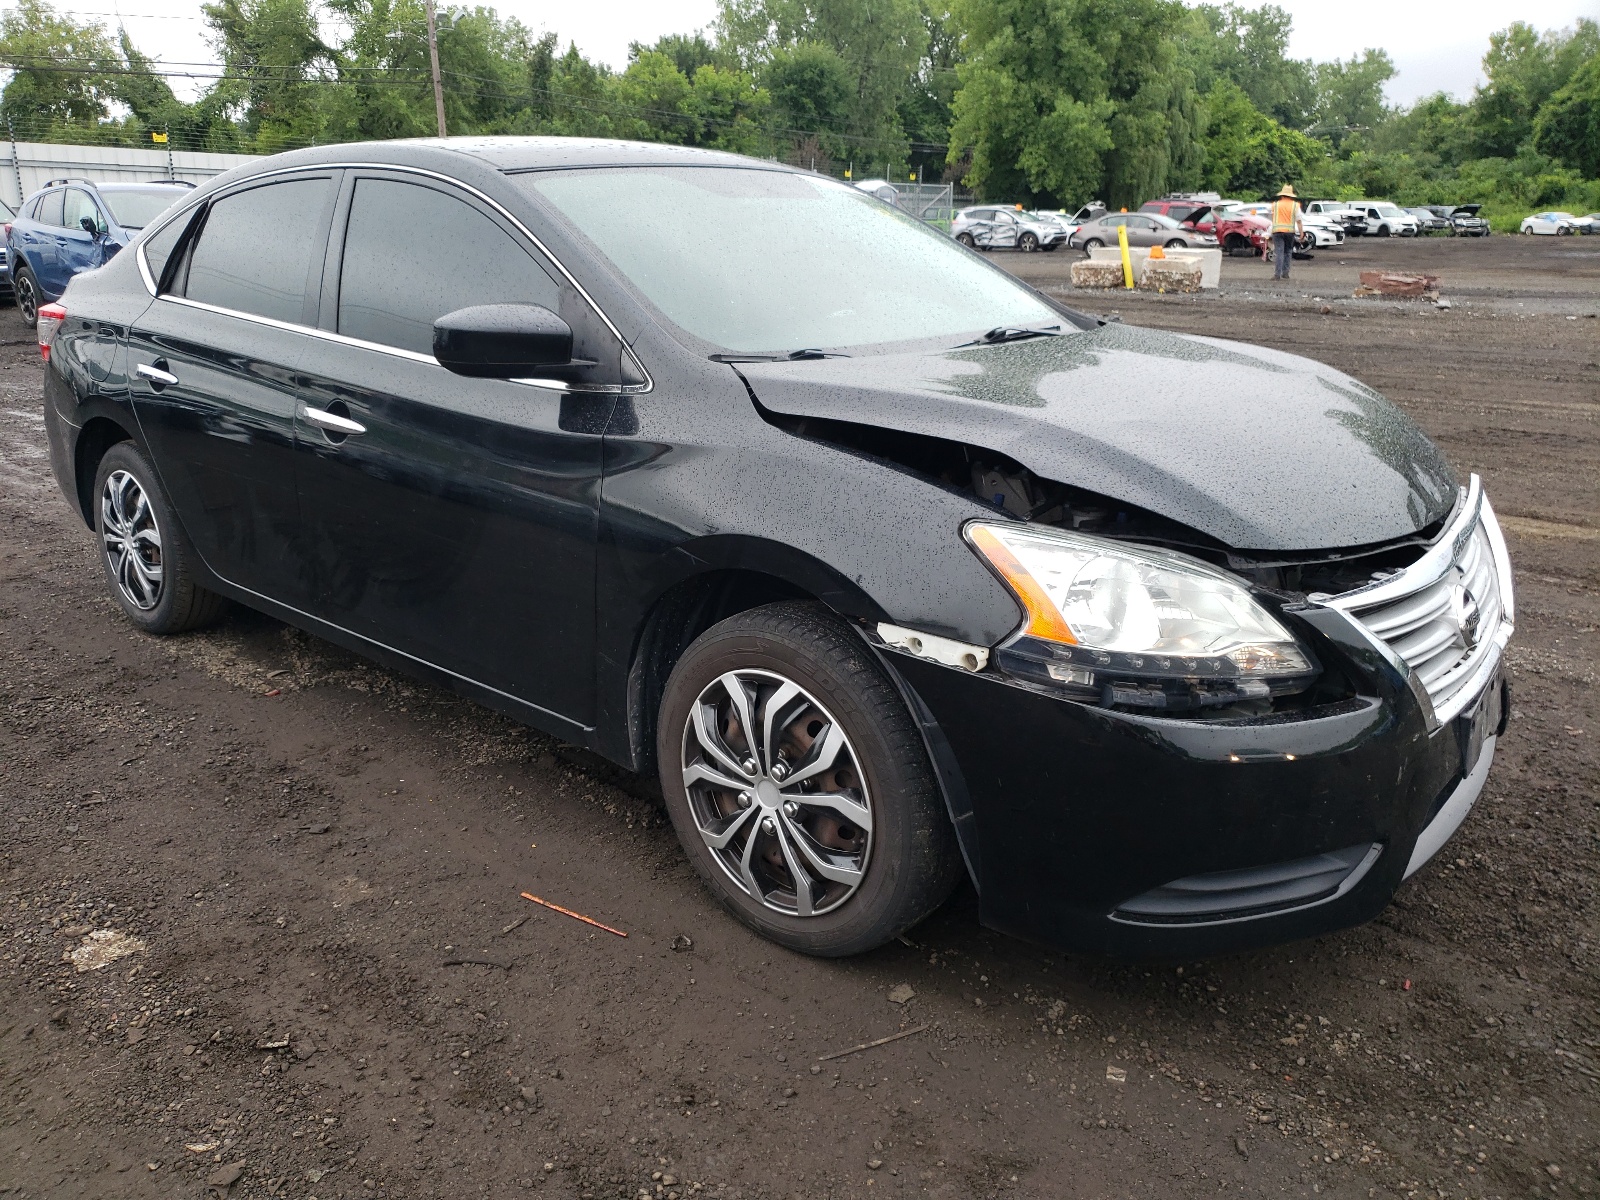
xmin=100 ymin=187 xmax=185 ymax=230
xmin=521 ymin=167 xmax=1062 ymax=353
xmin=1373 ymin=203 xmax=1402 ymax=216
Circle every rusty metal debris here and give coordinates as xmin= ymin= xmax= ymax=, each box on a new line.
xmin=520 ymin=891 xmax=628 ymax=938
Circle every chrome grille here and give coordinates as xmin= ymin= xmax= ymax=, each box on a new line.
xmin=1317 ymin=476 xmax=1514 ymax=727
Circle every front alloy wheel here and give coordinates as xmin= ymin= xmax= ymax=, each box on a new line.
xmin=681 ymin=669 xmax=872 ymax=917
xmin=658 ymin=602 xmax=963 ymax=956
xmin=101 ymin=468 xmax=163 ymax=610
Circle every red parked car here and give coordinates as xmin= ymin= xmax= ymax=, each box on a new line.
xmin=1141 ymin=195 xmax=1270 ymax=256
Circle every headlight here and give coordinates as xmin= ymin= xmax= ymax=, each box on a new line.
xmin=967 ymin=522 xmax=1316 ymax=710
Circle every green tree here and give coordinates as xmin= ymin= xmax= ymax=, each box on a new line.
xmin=1199 ymin=78 xmax=1320 ymax=194
xmin=1183 ymin=3 xmax=1314 ymax=128
xmin=717 ymin=0 xmax=929 ymax=165
xmin=1472 ymin=20 xmax=1599 ymax=158
xmin=203 ymin=0 xmax=335 ymax=151
xmin=945 ymin=0 xmax=1202 ymax=207
xmin=1311 ymin=49 xmax=1394 ymax=146
xmin=629 ymin=32 xmax=731 ymax=78
xmin=0 ymin=0 xmax=120 ymax=131
xmin=1534 ymin=53 xmax=1600 ymax=177
xmin=763 ymin=42 xmax=853 ymax=158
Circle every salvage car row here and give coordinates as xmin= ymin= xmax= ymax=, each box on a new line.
xmin=950 ymin=195 xmax=1513 ymax=255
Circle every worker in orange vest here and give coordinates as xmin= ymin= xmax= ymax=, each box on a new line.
xmin=1270 ymin=184 xmax=1302 ymax=280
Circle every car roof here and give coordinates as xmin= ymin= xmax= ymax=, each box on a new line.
xmin=257 ymin=136 xmax=788 ymax=175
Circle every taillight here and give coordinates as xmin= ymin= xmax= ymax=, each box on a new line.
xmin=37 ymin=303 xmax=66 ymax=361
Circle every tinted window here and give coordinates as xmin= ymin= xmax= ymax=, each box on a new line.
xmin=141 ymin=209 xmax=197 ymax=289
xmin=37 ymin=190 xmax=64 ymax=227
xmin=185 ymin=178 xmax=330 ymax=323
xmin=62 ymin=189 xmax=102 ymax=233
xmin=337 ymin=178 xmax=559 ymax=356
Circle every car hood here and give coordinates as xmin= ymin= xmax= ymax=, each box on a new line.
xmin=1451 ymin=205 xmax=1482 ymax=217
xmin=739 ymin=323 xmax=1456 ymax=552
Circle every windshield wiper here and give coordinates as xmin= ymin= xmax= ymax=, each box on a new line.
xmin=985 ymin=325 xmax=1062 ymax=344
xmin=709 ymin=348 xmax=850 ymax=363
xmin=957 ymin=325 xmax=1063 ymax=348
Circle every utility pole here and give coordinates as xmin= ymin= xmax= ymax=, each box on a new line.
xmin=425 ymin=0 xmax=447 ymax=138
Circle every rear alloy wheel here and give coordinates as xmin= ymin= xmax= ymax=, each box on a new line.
xmin=93 ymin=441 xmax=228 ymax=634
xmin=956 ymin=232 xmax=976 ymax=248
xmin=14 ymin=266 xmax=39 ymax=327
xmin=1018 ymin=232 xmax=1039 ymax=252
xmin=658 ymin=602 xmax=963 ymax=956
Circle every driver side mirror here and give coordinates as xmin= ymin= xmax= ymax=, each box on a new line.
xmin=433 ymin=303 xmax=581 ymax=379
xmin=79 ymin=216 xmax=104 ymax=238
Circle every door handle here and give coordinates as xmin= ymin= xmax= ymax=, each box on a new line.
xmin=136 ymin=362 xmax=178 ymax=388
xmin=300 ymin=404 xmax=367 ymax=436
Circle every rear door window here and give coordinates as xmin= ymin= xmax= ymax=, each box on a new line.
xmin=183 ymin=178 xmax=332 ymax=324
xmin=335 ymin=177 xmax=560 ymax=356
xmin=37 ymin=190 xmax=64 ymax=227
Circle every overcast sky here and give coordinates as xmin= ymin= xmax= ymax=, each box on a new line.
xmin=25 ymin=0 xmax=1600 ymax=107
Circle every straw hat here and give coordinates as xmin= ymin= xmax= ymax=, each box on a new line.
xmin=1275 ymin=184 xmax=1298 ymax=198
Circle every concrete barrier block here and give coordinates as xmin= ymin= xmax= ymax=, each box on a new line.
xmin=1070 ymin=260 xmax=1127 ymax=289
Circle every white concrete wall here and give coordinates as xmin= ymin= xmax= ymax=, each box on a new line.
xmin=0 ymin=140 xmax=259 ymax=209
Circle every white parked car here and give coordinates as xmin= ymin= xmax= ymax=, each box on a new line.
xmin=1303 ymin=199 xmax=1369 ymax=237
xmin=1233 ymin=202 xmax=1345 ymax=250
xmin=1520 ymin=211 xmax=1590 ymax=235
xmin=1350 ymin=202 xmax=1419 ymax=237
xmin=951 ymin=205 xmax=1070 ymax=252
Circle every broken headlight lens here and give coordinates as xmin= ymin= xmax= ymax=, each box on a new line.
xmin=967 ymin=522 xmax=1316 ymax=709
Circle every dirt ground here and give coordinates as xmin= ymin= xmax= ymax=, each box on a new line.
xmin=1 ymin=233 xmax=1596 ymax=1200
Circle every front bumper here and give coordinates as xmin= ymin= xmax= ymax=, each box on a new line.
xmin=881 ymin=482 xmax=1514 ymax=959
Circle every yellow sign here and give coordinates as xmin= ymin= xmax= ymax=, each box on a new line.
xmin=151 ymin=131 xmax=168 ymax=143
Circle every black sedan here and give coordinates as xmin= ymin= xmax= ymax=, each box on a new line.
xmin=38 ymin=139 xmax=1514 ymax=959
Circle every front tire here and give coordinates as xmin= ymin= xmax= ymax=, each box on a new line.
xmin=1082 ymin=237 xmax=1104 ymax=251
xmin=14 ymin=266 xmax=39 ymax=327
xmin=1164 ymin=238 xmax=1185 ymax=249
xmin=93 ymin=441 xmax=228 ymax=634
xmin=657 ymin=602 xmax=963 ymax=957
xmin=956 ymin=232 xmax=976 ymax=248
xmin=1018 ymin=232 xmax=1039 ymax=252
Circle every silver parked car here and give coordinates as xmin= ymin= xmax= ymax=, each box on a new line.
xmin=1408 ymin=206 xmax=1452 ymax=234
xmin=951 ymin=206 xmax=1069 ymax=252
xmin=1068 ymin=211 xmax=1219 ymax=251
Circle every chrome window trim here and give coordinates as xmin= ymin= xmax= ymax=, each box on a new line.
xmin=156 ymin=294 xmax=616 ymax=395
xmin=1309 ymin=474 xmax=1514 ymax=731
xmin=134 ymin=160 xmax=652 ymax=395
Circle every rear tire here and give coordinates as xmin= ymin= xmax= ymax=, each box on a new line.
xmin=14 ymin=266 xmax=39 ymax=327
xmin=657 ymin=601 xmax=963 ymax=957
xmin=1082 ymin=237 xmax=1104 ymax=251
xmin=956 ymin=232 xmax=976 ymax=248
xmin=92 ymin=441 xmax=228 ymax=635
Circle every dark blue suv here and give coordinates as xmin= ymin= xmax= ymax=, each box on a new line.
xmin=9 ymin=178 xmax=192 ymax=326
